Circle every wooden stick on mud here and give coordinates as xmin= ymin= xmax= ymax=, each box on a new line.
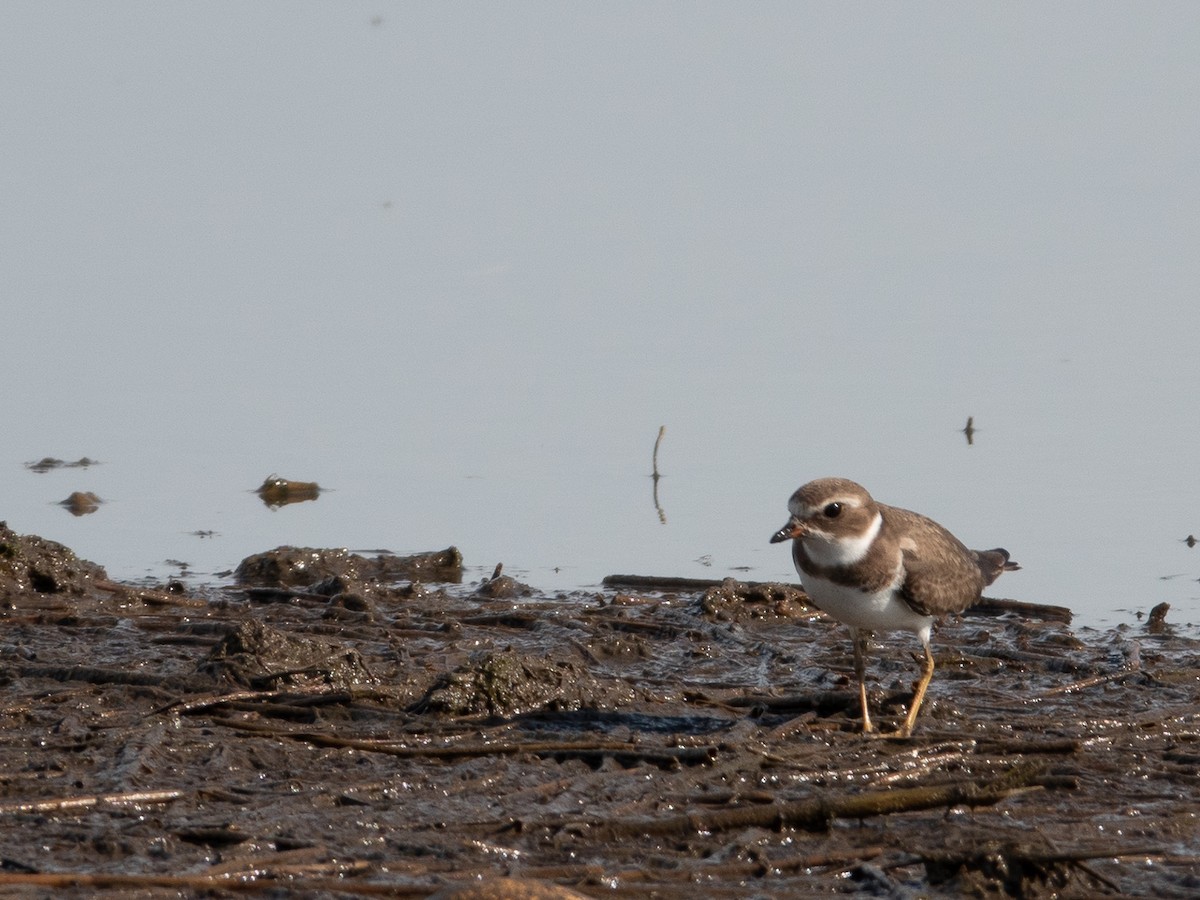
xmin=14 ymin=663 xmax=211 ymax=692
xmin=150 ymin=685 xmax=397 ymax=718
xmin=603 ymin=574 xmax=742 ymax=591
xmin=1036 ymin=669 xmax=1140 ymax=698
xmin=0 ymin=790 xmax=182 ymax=815
xmin=590 ymin=764 xmax=1050 ymax=839
xmin=969 ymin=597 xmax=1073 ymax=624
xmin=0 ymin=867 xmax=384 ymax=895
xmin=216 ymin=719 xmax=717 ymax=766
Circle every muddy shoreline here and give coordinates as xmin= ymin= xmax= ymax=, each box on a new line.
xmin=0 ymin=523 xmax=1197 ymax=897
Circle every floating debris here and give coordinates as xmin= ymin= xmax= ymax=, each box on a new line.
xmin=26 ymin=456 xmax=100 ymax=474
xmin=58 ymin=491 xmax=102 ymax=516
xmin=256 ymin=474 xmax=321 ymax=508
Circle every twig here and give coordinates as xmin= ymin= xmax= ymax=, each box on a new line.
xmin=152 ymin=685 xmax=403 ymax=718
xmin=152 ymin=687 xmax=298 ymax=717
xmin=652 ymin=425 xmax=665 ymax=481
xmin=970 ymin=597 xmax=1073 ymax=624
xmin=14 ymin=663 xmax=211 ymax=692
xmin=1037 ymin=670 xmax=1139 ymax=698
xmin=871 ymin=751 xmax=973 ymax=786
xmin=215 ymin=719 xmax=717 ymax=766
xmin=94 ymin=579 xmax=210 ymax=608
xmin=971 ymin=738 xmax=1080 ymax=755
xmin=610 ymin=846 xmax=888 ymax=883
xmin=0 ymin=790 xmax=182 ymax=815
xmin=0 ymin=867 xmax=393 ymax=895
xmin=603 ymin=574 xmax=751 ymax=591
xmin=586 ymin=763 xmax=1049 ymax=839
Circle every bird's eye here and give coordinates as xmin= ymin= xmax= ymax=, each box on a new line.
xmin=823 ymin=502 xmax=842 ymax=518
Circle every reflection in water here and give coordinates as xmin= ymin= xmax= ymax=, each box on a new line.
xmin=256 ymin=475 xmax=321 ymax=509
xmin=651 ymin=426 xmax=666 ymax=525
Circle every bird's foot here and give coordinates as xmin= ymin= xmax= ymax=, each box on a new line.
xmin=868 ymin=728 xmax=915 ymax=740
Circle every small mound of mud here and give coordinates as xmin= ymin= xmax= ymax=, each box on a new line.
xmin=234 ymin=545 xmax=463 ymax=587
xmin=475 ymin=574 xmax=532 ymax=599
xmin=699 ymin=577 xmax=811 ymax=622
xmin=0 ymin=521 xmax=107 ymax=599
xmin=922 ymin=841 xmax=1073 ymax=897
xmin=199 ymin=621 xmax=376 ymax=690
xmin=416 ymin=649 xmax=611 ymax=716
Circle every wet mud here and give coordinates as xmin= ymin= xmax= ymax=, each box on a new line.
xmin=0 ymin=524 xmax=1198 ymax=897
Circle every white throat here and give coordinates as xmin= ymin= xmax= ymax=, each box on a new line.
xmin=803 ymin=511 xmax=882 ymax=567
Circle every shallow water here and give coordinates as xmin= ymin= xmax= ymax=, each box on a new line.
xmin=5 ymin=6 xmax=1200 ymax=630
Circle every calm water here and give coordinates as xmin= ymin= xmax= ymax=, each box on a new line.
xmin=5 ymin=5 xmax=1200 ymax=629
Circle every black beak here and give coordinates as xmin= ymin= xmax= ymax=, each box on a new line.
xmin=770 ymin=518 xmax=801 ymax=544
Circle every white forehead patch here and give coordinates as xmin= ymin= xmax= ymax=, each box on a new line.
xmin=802 ymin=510 xmax=883 ymax=566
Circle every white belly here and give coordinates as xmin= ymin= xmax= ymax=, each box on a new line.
xmin=799 ymin=571 xmax=933 ymax=642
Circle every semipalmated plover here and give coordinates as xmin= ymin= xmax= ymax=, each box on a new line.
xmin=770 ymin=477 xmax=1018 ymax=737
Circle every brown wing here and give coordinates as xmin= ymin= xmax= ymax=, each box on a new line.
xmin=881 ymin=504 xmax=988 ymax=618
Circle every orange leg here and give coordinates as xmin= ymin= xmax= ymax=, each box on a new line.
xmin=895 ymin=642 xmax=936 ymax=738
xmin=852 ymin=631 xmax=875 ymax=734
